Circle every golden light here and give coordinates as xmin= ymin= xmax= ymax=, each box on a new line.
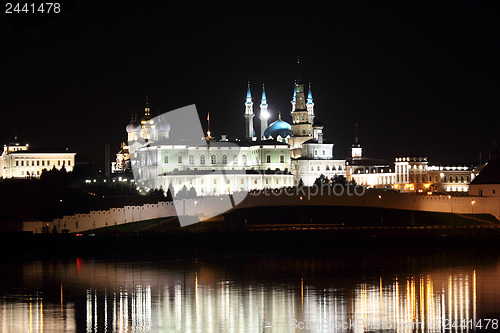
xmin=471 ymin=200 xmax=475 ymax=205
xmin=427 ymin=191 xmax=433 ymax=195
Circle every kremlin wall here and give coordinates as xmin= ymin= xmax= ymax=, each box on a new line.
xmin=22 ymin=189 xmax=500 ymax=234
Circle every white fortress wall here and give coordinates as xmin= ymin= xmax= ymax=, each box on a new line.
xmin=22 ymin=191 xmax=500 ymax=234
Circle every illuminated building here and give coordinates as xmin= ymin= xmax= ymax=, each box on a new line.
xmin=0 ymin=135 xmax=76 ymax=179
xmin=122 ymin=66 xmax=347 ymax=194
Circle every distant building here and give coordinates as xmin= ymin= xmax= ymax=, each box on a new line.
xmin=469 ymin=145 xmax=500 ymax=197
xmin=0 ymin=135 xmax=76 ymax=179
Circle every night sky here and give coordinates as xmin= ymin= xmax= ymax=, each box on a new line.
xmin=1 ymin=1 xmax=498 ymax=166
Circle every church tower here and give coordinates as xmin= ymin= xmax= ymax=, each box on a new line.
xmin=289 ymin=59 xmax=313 ymax=157
xmin=259 ymin=84 xmax=269 ymax=140
xmin=244 ymin=81 xmax=255 ymax=140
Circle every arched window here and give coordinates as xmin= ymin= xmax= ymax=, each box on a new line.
xmin=326 ymin=165 xmax=330 ymax=171
xmin=222 ymin=154 xmax=227 ymax=164
xmin=200 ymin=154 xmax=206 ymax=164
xmin=211 ymin=154 xmax=216 ymax=164
xmin=242 ymin=154 xmax=247 ymax=164
xmin=233 ymin=154 xmax=238 ymax=164
xmin=189 ymin=155 xmax=194 ymax=165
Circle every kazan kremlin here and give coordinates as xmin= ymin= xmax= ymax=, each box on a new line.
xmin=115 ymin=75 xmax=496 ymax=199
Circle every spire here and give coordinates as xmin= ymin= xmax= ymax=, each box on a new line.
xmin=354 ymin=122 xmax=359 ymax=144
xmin=278 ymin=110 xmax=282 ymax=121
xmin=307 ymin=82 xmax=313 ymax=104
xmin=260 ymin=84 xmax=267 ymax=106
xmin=206 ymin=112 xmax=213 ymax=140
xmin=296 ymin=56 xmax=302 ymax=83
xmin=246 ymin=80 xmax=252 ymax=102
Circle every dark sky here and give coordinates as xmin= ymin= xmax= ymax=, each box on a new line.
xmin=1 ymin=1 xmax=498 ymax=165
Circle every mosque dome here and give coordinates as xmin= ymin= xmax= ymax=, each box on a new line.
xmin=264 ymin=120 xmax=291 ymax=139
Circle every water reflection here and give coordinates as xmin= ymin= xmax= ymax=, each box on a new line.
xmin=1 ymin=249 xmax=499 ymax=332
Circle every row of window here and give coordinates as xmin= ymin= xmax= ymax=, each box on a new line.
xmin=398 ymin=175 xmax=471 ymax=183
xmin=15 ymin=159 xmax=71 ymax=167
xmin=174 ymin=177 xmax=292 ymax=186
xmin=164 ymin=154 xmax=286 ymax=165
xmin=311 ymin=164 xmax=344 ymax=172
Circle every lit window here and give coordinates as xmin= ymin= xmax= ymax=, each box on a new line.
xmin=214 ymin=179 xmax=217 ymax=184
xmin=242 ymin=154 xmax=247 ymax=164
xmin=233 ymin=154 xmax=238 ymax=164
xmin=241 ymin=179 xmax=244 ymax=184
xmin=189 ymin=155 xmax=194 ymax=164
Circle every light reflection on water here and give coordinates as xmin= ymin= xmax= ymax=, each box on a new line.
xmin=1 ymin=249 xmax=499 ymax=332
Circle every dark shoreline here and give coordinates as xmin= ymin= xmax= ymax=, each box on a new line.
xmin=3 ymin=226 xmax=500 ymax=259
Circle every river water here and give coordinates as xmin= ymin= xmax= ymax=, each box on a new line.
xmin=1 ymin=248 xmax=499 ymax=332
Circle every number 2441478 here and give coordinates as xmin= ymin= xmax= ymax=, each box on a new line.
xmin=5 ymin=3 xmax=61 ymax=14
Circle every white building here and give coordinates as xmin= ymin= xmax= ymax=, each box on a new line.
xmin=0 ymin=135 xmax=76 ymax=179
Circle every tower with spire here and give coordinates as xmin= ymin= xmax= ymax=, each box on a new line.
xmin=244 ymin=81 xmax=255 ymax=140
xmin=289 ymin=58 xmax=313 ymax=157
xmin=259 ymin=84 xmax=269 ymax=140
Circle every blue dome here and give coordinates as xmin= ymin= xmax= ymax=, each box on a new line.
xmin=264 ymin=120 xmax=291 ymax=139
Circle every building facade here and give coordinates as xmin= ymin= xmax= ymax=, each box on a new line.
xmin=0 ymin=136 xmax=76 ymax=179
